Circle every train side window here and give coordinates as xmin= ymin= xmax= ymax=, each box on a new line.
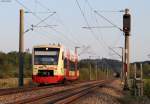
xmin=77 ymin=62 xmax=79 ymax=69
xmin=70 ymin=61 xmax=75 ymax=71
xmin=64 ymin=58 xmax=67 ymax=68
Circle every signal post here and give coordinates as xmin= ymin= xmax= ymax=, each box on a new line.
xmin=123 ymin=9 xmax=131 ymax=90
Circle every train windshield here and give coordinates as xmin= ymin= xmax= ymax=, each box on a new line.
xmin=34 ymin=48 xmax=60 ymax=65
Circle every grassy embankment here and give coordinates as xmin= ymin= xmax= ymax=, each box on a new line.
xmin=0 ymin=68 xmax=113 ymax=88
xmin=119 ymin=79 xmax=150 ymax=104
xmin=0 ymin=78 xmax=33 ymax=88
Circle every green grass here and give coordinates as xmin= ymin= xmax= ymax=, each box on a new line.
xmin=144 ymin=79 xmax=150 ymax=98
xmin=79 ymin=68 xmax=113 ymax=81
xmin=0 ymin=78 xmax=35 ymax=88
xmin=119 ymin=95 xmax=150 ymax=104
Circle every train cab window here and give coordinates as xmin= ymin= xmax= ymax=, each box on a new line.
xmin=34 ymin=48 xmax=60 ymax=65
xmin=64 ymin=58 xmax=67 ymax=69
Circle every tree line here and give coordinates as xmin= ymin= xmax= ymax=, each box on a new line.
xmin=0 ymin=51 xmax=150 ymax=79
xmin=0 ymin=51 xmax=32 ymax=78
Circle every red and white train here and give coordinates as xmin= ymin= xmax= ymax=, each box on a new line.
xmin=32 ymin=44 xmax=79 ymax=84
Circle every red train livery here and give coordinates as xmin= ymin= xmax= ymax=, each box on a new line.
xmin=32 ymin=44 xmax=79 ymax=84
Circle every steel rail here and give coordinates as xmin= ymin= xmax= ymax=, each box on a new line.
xmin=0 ymin=84 xmax=63 ymax=96
xmin=47 ymin=81 xmax=106 ymax=104
xmin=9 ymin=81 xmax=104 ymax=104
xmin=0 ymin=80 xmax=94 ymax=96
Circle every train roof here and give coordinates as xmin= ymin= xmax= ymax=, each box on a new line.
xmin=33 ymin=44 xmax=63 ymax=49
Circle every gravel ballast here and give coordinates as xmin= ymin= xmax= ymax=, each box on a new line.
xmin=73 ymin=79 xmax=123 ymax=104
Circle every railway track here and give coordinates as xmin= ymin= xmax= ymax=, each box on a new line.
xmin=7 ymin=80 xmax=108 ymax=104
xmin=0 ymin=84 xmax=63 ymax=96
xmin=0 ymin=80 xmax=89 ymax=96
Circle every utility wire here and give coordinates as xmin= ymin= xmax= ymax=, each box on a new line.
xmin=25 ymin=11 xmax=55 ymax=14
xmin=95 ymin=10 xmax=124 ymax=13
xmin=85 ymin=0 xmax=123 ymax=32
xmin=94 ymin=13 xmax=122 ymax=58
xmin=24 ymin=12 xmax=56 ymax=33
xmin=84 ymin=0 xmax=110 ymax=53
xmin=32 ymin=25 xmax=57 ymax=28
xmin=15 ymin=0 xmax=78 ymax=47
xmin=76 ymin=0 xmax=115 ymax=59
xmin=35 ymin=0 xmax=81 ymax=46
xmin=82 ymin=26 xmax=115 ymax=29
xmin=16 ymin=0 xmax=56 ymax=33
xmin=36 ymin=0 xmax=52 ymax=12
xmin=84 ymin=0 xmax=122 ymax=58
xmin=76 ymin=0 xmax=116 ymax=58
xmin=76 ymin=0 xmax=102 ymax=43
xmin=34 ymin=0 xmax=37 ymax=13
xmin=93 ymin=12 xmax=122 ymax=57
xmin=94 ymin=10 xmax=123 ymax=32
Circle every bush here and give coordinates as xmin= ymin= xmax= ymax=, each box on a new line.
xmin=144 ymin=80 xmax=150 ymax=98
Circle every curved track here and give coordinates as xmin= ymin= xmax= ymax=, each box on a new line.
xmin=8 ymin=80 xmax=108 ymax=104
xmin=0 ymin=84 xmax=63 ymax=96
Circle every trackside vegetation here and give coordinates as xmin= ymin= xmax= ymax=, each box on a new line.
xmin=0 ymin=51 xmax=150 ymax=99
xmin=0 ymin=51 xmax=32 ymax=78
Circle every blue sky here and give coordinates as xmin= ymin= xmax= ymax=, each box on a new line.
xmin=0 ymin=0 xmax=150 ymax=62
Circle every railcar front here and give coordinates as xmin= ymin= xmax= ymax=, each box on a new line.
xmin=32 ymin=45 xmax=65 ymax=84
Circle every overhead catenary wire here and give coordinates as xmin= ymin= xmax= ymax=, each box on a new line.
xmin=16 ymin=0 xmax=122 ymax=59
xmin=85 ymin=0 xmax=123 ymax=32
xmin=84 ymin=0 xmax=111 ymax=54
xmin=36 ymin=0 xmax=52 ymax=12
xmin=76 ymin=0 xmax=115 ymax=58
xmin=95 ymin=10 xmax=124 ymax=13
xmin=25 ymin=11 xmax=55 ymax=14
xmin=24 ymin=12 xmax=56 ymax=33
xmin=33 ymin=0 xmax=81 ymax=46
xmin=36 ymin=0 xmax=86 ymax=46
xmin=76 ymin=0 xmax=121 ymax=58
xmin=94 ymin=13 xmax=122 ymax=58
xmin=75 ymin=0 xmax=104 ymax=45
xmin=82 ymin=26 xmax=116 ymax=29
xmin=34 ymin=0 xmax=37 ymax=13
xmin=76 ymin=0 xmax=109 ymax=57
xmin=94 ymin=10 xmax=123 ymax=32
xmin=15 ymin=0 xmax=78 ymax=47
xmin=84 ymin=0 xmax=123 ymax=58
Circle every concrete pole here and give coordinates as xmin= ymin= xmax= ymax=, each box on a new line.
xmin=107 ymin=67 xmax=108 ymax=79
xmin=134 ymin=64 xmax=137 ymax=96
xmin=140 ymin=64 xmax=143 ymax=80
xmin=19 ymin=9 xmax=24 ymax=87
xmin=75 ymin=47 xmax=80 ymax=77
xmin=123 ymin=9 xmax=130 ymax=90
xmin=90 ymin=62 xmax=91 ymax=80
xmin=124 ymin=35 xmax=130 ymax=90
xmin=140 ymin=64 xmax=143 ymax=96
xmin=89 ymin=56 xmax=91 ymax=80
xmin=120 ymin=47 xmax=124 ymax=83
xmin=134 ymin=64 xmax=137 ymax=79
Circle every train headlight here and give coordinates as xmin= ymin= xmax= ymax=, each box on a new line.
xmin=54 ymin=70 xmax=57 ymax=74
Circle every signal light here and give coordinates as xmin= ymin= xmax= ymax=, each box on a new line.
xmin=123 ymin=13 xmax=131 ymax=33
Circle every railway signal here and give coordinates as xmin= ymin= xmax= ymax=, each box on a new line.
xmin=123 ymin=9 xmax=131 ymax=34
xmin=123 ymin=9 xmax=131 ymax=90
